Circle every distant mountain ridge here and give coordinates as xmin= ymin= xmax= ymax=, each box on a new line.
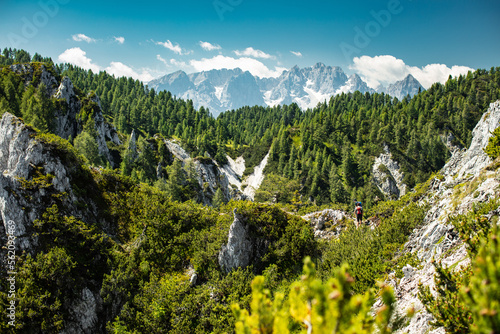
xmin=386 ymin=74 xmax=424 ymax=100
xmin=148 ymin=63 xmax=424 ymax=116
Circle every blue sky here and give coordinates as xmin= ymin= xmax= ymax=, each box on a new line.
xmin=1 ymin=0 xmax=499 ymax=88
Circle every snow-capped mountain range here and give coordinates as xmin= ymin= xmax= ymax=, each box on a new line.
xmin=148 ymin=63 xmax=424 ymax=116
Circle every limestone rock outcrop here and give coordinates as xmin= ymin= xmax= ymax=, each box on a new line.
xmin=372 ymin=145 xmax=406 ymax=199
xmin=301 ymin=209 xmax=347 ymax=239
xmin=10 ymin=64 xmax=121 ymax=168
xmin=163 ymin=139 xmax=244 ymax=205
xmin=218 ymin=209 xmax=255 ymax=273
xmin=0 ymin=112 xmax=109 ymax=333
xmin=387 ymin=101 xmax=500 ymax=334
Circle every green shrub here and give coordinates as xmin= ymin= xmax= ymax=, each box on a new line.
xmin=232 ymin=257 xmax=396 ymax=334
xmin=484 ymin=127 xmax=500 ymax=159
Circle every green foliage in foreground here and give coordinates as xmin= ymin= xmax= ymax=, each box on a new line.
xmin=233 ymin=257 xmax=396 ymax=334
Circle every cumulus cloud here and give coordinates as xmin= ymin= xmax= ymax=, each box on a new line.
xmin=290 ymin=51 xmax=303 ymax=57
xmin=156 ymin=40 xmax=184 ymax=55
xmin=72 ymin=33 xmax=96 ymax=43
xmin=351 ymin=55 xmax=474 ymax=89
xmin=114 ymin=36 xmax=125 ymax=44
xmin=190 ymin=55 xmax=285 ymax=78
xmin=58 ymin=48 xmax=153 ymax=82
xmin=199 ymin=41 xmax=221 ymax=51
xmin=58 ymin=47 xmax=101 ymax=72
xmin=407 ymin=64 xmax=475 ymax=89
xmin=105 ymin=62 xmax=154 ymax=82
xmin=234 ymin=47 xmax=274 ymax=59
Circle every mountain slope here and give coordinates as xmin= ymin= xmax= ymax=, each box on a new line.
xmin=386 ymin=74 xmax=424 ymax=100
xmin=387 ymin=100 xmax=500 ymax=334
xmin=148 ymin=63 xmax=423 ymax=115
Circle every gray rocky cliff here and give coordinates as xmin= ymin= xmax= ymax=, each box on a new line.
xmin=383 ymin=101 xmax=500 ymax=334
xmin=372 ymin=145 xmax=406 ymax=199
xmin=10 ymin=63 xmax=59 ymax=96
xmin=163 ymin=139 xmax=243 ymax=204
xmin=0 ymin=112 xmax=110 ymax=333
xmin=218 ymin=208 xmax=271 ymax=273
xmin=10 ymin=64 xmax=121 ymax=168
xmin=89 ymin=93 xmax=122 ymax=167
xmin=53 ymin=76 xmax=80 ymax=140
xmin=218 ymin=209 xmax=254 ymax=273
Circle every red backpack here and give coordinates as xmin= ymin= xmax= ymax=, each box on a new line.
xmin=356 ymin=206 xmax=362 ymax=215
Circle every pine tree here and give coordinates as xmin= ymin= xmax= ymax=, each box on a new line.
xmin=329 ymin=164 xmax=347 ymax=203
xmin=341 ymin=144 xmax=357 ymax=188
xmin=212 ymin=187 xmax=226 ymax=208
xmin=74 ymin=131 xmax=102 ymax=166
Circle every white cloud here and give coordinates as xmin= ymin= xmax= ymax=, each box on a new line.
xmin=199 ymin=41 xmax=221 ymax=51
xmin=351 ymin=55 xmax=474 ymax=89
xmin=72 ymin=33 xmax=96 ymax=43
xmin=58 ymin=47 xmax=101 ymax=72
xmin=290 ymin=51 xmax=302 ymax=57
xmin=190 ymin=55 xmax=285 ymax=78
xmin=105 ymin=62 xmax=154 ymax=82
xmin=156 ymin=54 xmax=169 ymax=67
xmin=58 ymin=48 xmax=153 ymax=82
xmin=234 ymin=47 xmax=274 ymax=59
xmin=114 ymin=36 xmax=125 ymax=44
xmin=170 ymin=58 xmax=188 ymax=68
xmin=407 ymin=64 xmax=475 ymax=89
xmin=156 ymin=40 xmax=183 ymax=55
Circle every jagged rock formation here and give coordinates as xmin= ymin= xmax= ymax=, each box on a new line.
xmin=11 ymin=63 xmax=59 ymax=96
xmin=372 ymin=145 xmax=406 ymax=199
xmin=148 ymin=63 xmax=423 ymax=116
xmin=386 ymin=74 xmax=424 ymax=100
xmin=11 ymin=64 xmax=121 ymax=168
xmin=127 ymin=129 xmax=138 ymax=160
xmin=160 ymin=139 xmax=270 ymax=203
xmin=218 ymin=208 xmax=275 ymax=274
xmin=163 ymin=139 xmax=244 ymax=204
xmin=218 ymin=209 xmax=255 ymax=273
xmin=386 ymin=101 xmax=500 ymax=334
xmin=0 ymin=112 xmax=109 ymax=333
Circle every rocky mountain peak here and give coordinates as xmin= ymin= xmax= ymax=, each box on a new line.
xmin=386 ymin=74 xmax=424 ymax=100
xmin=148 ymin=64 xmax=428 ymax=116
xmin=54 ymin=76 xmax=76 ymax=103
xmin=11 ymin=63 xmax=59 ymax=96
xmin=312 ymin=62 xmax=326 ymax=69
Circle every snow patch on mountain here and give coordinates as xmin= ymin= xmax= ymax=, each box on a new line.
xmin=242 ymin=152 xmax=270 ymax=200
xmin=263 ymin=90 xmax=283 ymax=107
xmin=214 ymin=85 xmax=224 ymax=100
xmin=220 ymin=155 xmax=245 ymax=191
xmin=149 ymin=63 xmax=424 ymax=116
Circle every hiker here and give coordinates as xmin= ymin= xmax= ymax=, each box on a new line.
xmin=354 ymin=202 xmax=363 ymax=228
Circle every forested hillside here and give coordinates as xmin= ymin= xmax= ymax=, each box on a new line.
xmin=59 ymin=60 xmax=500 ymax=207
xmin=1 ymin=48 xmax=500 ymax=333
xmin=2 ymin=48 xmax=500 ymax=207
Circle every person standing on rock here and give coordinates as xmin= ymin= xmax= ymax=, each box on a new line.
xmin=354 ymin=202 xmax=363 ymax=228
